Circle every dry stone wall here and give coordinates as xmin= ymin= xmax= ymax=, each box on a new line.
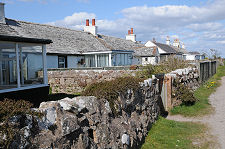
xmin=2 ymin=78 xmax=162 ymax=149
xmin=163 ymin=67 xmax=200 ymax=109
xmin=47 ymin=69 xmax=136 ymax=93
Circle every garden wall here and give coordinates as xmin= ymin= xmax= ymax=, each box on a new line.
xmin=45 ymin=69 xmax=136 ymax=93
xmin=1 ymin=77 xmax=162 ymax=149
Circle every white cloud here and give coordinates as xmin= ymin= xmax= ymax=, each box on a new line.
xmin=47 ymin=0 xmax=225 ymax=57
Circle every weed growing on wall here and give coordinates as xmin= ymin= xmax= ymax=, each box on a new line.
xmin=81 ymin=77 xmax=143 ymax=114
xmin=137 ymin=57 xmax=191 ymax=79
xmin=172 ymin=80 xmax=198 ymax=106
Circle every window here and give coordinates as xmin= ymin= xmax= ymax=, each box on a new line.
xmin=145 ymin=58 xmax=148 ymax=61
xmin=58 ymin=56 xmax=67 ymax=68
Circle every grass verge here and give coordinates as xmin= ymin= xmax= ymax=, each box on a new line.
xmin=170 ymin=62 xmax=225 ymax=117
xmin=141 ymin=117 xmax=213 ymax=149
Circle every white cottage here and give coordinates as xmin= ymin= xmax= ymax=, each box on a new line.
xmin=4 ymin=14 xmax=137 ymax=68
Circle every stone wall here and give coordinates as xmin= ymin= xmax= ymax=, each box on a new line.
xmin=162 ymin=67 xmax=200 ymax=109
xmin=1 ymin=78 xmax=162 ymax=149
xmin=46 ymin=69 xmax=136 ymax=93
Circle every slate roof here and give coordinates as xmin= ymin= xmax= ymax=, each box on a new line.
xmin=154 ymin=42 xmax=177 ymax=54
xmin=134 ymin=47 xmax=156 ymax=57
xmin=0 ymin=18 xmax=150 ymax=55
xmin=97 ymin=35 xmax=144 ymax=51
xmin=189 ymin=51 xmax=201 ymax=55
xmin=172 ymin=46 xmax=189 ymax=54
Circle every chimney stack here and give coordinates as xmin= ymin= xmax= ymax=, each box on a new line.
xmin=84 ymin=18 xmax=98 ymax=36
xmin=92 ymin=19 xmax=95 ymax=26
xmin=126 ymin=28 xmax=136 ymax=42
xmin=0 ymin=3 xmax=6 ymax=24
xmin=86 ymin=19 xmax=89 ymax=26
xmin=166 ymin=36 xmax=170 ymax=45
xmin=152 ymin=38 xmax=156 ymax=43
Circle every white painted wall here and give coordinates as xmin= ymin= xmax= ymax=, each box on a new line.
xmin=185 ymin=54 xmax=196 ymax=60
xmin=47 ymin=55 xmax=58 ymax=68
xmin=84 ymin=26 xmax=98 ymax=36
xmin=142 ymin=57 xmax=157 ymax=65
xmin=145 ymin=41 xmax=166 ymax=54
xmin=126 ymin=34 xmax=136 ymax=42
xmin=145 ymin=41 xmax=156 ymax=47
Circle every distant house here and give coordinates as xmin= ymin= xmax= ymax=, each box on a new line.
xmin=133 ymin=46 xmax=159 ymax=65
xmin=183 ymin=52 xmax=205 ymax=60
xmin=145 ymin=39 xmax=177 ymax=62
xmin=0 ymin=3 xmax=52 ymax=98
xmin=145 ymin=37 xmax=191 ymax=63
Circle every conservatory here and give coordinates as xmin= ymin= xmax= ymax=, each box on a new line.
xmin=83 ymin=50 xmax=133 ymax=67
xmin=0 ymin=35 xmax=52 ymax=97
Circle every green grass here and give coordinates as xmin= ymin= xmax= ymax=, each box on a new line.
xmin=170 ymin=62 xmax=225 ymax=117
xmin=141 ymin=117 xmax=210 ymax=149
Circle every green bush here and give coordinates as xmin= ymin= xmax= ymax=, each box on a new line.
xmin=81 ymin=76 xmax=143 ymax=114
xmin=173 ymin=82 xmax=198 ymax=106
xmin=0 ymin=99 xmax=42 ymax=148
xmin=137 ymin=57 xmax=191 ymax=79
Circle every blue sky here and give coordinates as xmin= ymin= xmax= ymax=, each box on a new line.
xmin=2 ymin=0 xmax=225 ymax=57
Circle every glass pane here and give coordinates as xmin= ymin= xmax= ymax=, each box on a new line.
xmin=0 ymin=44 xmax=17 ymax=90
xmin=21 ymin=45 xmax=43 ymax=86
xmin=97 ymin=54 xmax=109 ymax=67
xmin=85 ymin=55 xmax=95 ymax=67
xmin=59 ymin=57 xmax=65 ymax=63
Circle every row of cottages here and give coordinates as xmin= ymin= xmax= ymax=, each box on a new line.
xmin=144 ymin=37 xmax=205 ymax=62
xmin=0 ymin=2 xmax=158 ymax=97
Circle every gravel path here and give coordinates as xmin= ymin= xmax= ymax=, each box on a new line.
xmin=167 ymin=76 xmax=225 ymax=149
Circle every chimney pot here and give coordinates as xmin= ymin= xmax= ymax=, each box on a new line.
xmin=92 ymin=19 xmax=95 ymax=26
xmin=128 ymin=30 xmax=131 ymax=35
xmin=131 ymin=28 xmax=134 ymax=34
xmin=86 ymin=19 xmax=89 ymax=26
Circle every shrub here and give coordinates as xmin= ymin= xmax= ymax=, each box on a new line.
xmin=0 ymin=99 xmax=42 ymax=148
xmin=81 ymin=77 xmax=143 ymax=114
xmin=173 ymin=82 xmax=198 ymax=106
xmin=137 ymin=57 xmax=191 ymax=79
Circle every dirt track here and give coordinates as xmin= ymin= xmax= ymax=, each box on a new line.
xmin=167 ymin=76 xmax=225 ymax=148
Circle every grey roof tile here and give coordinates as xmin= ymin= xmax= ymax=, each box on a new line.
xmin=154 ymin=42 xmax=177 ymax=54
xmin=1 ymin=18 xmax=156 ymax=57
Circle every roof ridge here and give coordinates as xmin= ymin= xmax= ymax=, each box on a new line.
xmin=6 ymin=18 xmax=86 ymax=33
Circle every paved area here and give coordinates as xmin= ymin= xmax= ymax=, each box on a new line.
xmin=167 ymin=76 xmax=225 ymax=149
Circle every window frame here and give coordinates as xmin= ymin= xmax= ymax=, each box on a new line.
xmin=58 ymin=56 xmax=67 ymax=68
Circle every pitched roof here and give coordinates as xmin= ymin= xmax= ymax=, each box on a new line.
xmin=0 ymin=23 xmax=52 ymax=44
xmin=4 ymin=19 xmax=109 ymax=54
xmin=134 ymin=47 xmax=156 ymax=56
xmin=172 ymin=46 xmax=189 ymax=54
xmin=189 ymin=51 xmax=201 ymax=55
xmin=97 ymin=35 xmax=144 ymax=51
xmin=1 ymin=18 xmax=148 ymax=55
xmin=154 ymin=42 xmax=177 ymax=54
